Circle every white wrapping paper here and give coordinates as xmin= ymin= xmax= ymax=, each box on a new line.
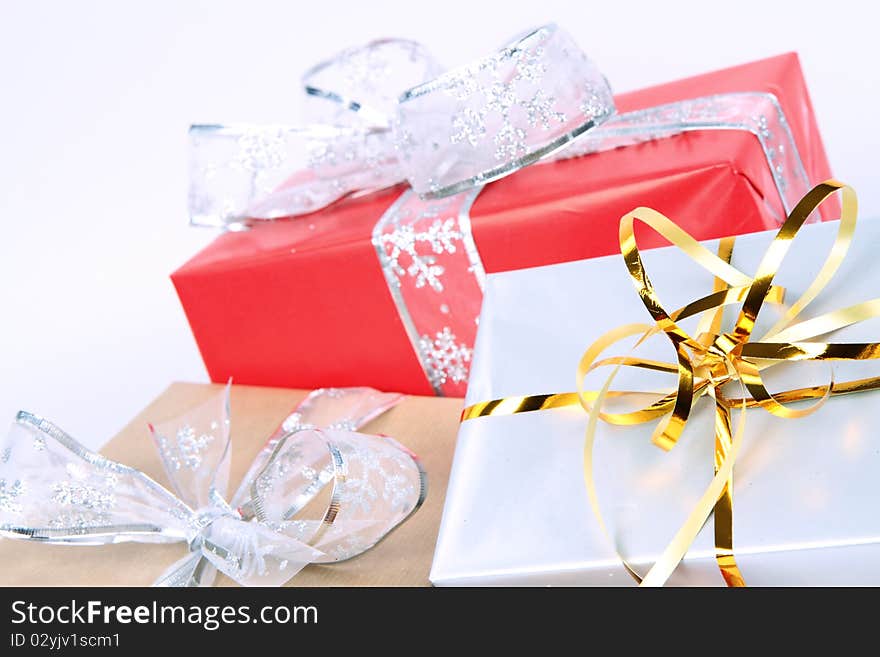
xmin=431 ymin=218 xmax=880 ymax=586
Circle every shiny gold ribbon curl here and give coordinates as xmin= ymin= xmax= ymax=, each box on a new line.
xmin=461 ymin=180 xmax=880 ymax=586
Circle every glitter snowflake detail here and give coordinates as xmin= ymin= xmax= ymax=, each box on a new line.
xmin=65 ymin=462 xmax=89 ymax=481
xmin=494 ymin=123 xmax=529 ymax=160
xmin=753 ymin=113 xmax=772 ymax=140
xmin=0 ymin=447 xmax=10 ymax=464
xmin=49 ymin=510 xmax=112 ymax=530
xmin=277 ymin=518 xmax=317 ymax=543
xmin=224 ymin=551 xmax=243 ymax=572
xmin=418 ymin=327 xmax=473 ymax=389
xmin=383 ymin=471 xmax=414 ymax=511
xmin=446 ymin=70 xmax=481 ymax=101
xmin=338 ymin=45 xmax=393 ymax=96
xmin=0 ymin=478 xmax=24 ymax=513
xmin=236 ymin=128 xmax=286 ymax=174
xmin=281 ymin=412 xmax=315 ymax=434
xmin=377 ymin=217 xmax=463 ymax=292
xmin=335 ymin=452 xmax=379 ymax=514
xmin=483 ymin=80 xmax=518 ymax=114
xmin=255 ymin=442 xmax=331 ymax=500
xmin=580 ymin=82 xmax=613 ymax=123
xmin=450 ymin=108 xmax=486 ymax=147
xmin=445 ymin=43 xmax=566 ymax=161
xmin=51 ymin=481 xmax=115 ymax=511
xmin=333 ymin=439 xmax=418 ymax=522
xmin=513 ymin=46 xmax=546 ymax=82
xmin=327 ymin=420 xmax=358 ymax=431
xmin=305 ymin=140 xmax=336 ymax=170
xmin=392 ymin=123 xmax=416 ymax=159
xmin=524 ymin=90 xmax=567 ymax=129
xmin=749 ymin=113 xmax=786 ymax=188
xmin=158 ymin=424 xmax=216 ymax=472
xmin=330 ymin=534 xmax=372 ymax=560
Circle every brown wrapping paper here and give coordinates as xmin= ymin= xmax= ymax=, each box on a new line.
xmin=0 ymin=383 xmax=462 ymax=586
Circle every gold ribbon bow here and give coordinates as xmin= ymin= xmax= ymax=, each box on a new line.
xmin=462 ymin=180 xmax=880 ymax=586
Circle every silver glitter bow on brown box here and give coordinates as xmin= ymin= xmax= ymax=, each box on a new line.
xmin=0 ymin=385 xmax=425 ymax=586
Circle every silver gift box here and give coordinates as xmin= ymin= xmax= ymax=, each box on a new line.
xmin=430 ymin=218 xmax=880 ymax=586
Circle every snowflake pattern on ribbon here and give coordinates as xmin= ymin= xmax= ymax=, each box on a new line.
xmin=51 ymin=481 xmax=116 ymax=511
xmin=46 ymin=467 xmax=119 ymax=529
xmin=0 ymin=478 xmax=24 ymax=514
xmin=418 ymin=327 xmax=473 ymax=389
xmin=256 ymin=444 xmax=307 ymax=496
xmin=236 ymin=128 xmax=287 ymax=175
xmin=447 ymin=45 xmax=570 ymax=161
xmin=333 ymin=438 xmax=419 ymax=519
xmin=157 ymin=423 xmax=216 ymax=472
xmin=338 ymin=47 xmax=393 ymax=96
xmin=374 ymin=197 xmax=463 ymax=292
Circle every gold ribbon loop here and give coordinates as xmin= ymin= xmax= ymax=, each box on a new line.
xmin=462 ymin=180 xmax=880 ymax=586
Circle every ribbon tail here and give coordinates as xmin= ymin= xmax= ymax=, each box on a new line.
xmin=0 ymin=412 xmax=192 ymax=545
xmin=712 ymin=394 xmax=746 ymax=587
xmin=148 ymin=381 xmax=233 ymax=510
xmin=583 ymin=362 xmax=646 ymax=585
xmin=153 ymin=551 xmax=218 ymax=588
xmin=639 ymin=392 xmax=748 ymax=587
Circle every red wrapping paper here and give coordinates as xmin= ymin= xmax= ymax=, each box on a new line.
xmin=173 ymin=53 xmax=836 ymax=396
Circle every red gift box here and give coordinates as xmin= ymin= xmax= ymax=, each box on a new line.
xmin=173 ymin=53 xmax=836 ymax=397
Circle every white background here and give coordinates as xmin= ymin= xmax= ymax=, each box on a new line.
xmin=1 ymin=0 xmax=877 ymax=450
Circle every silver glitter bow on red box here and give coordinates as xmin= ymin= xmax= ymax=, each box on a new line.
xmin=189 ymin=23 xmax=811 ymax=228
xmin=0 ymin=386 xmax=425 ymax=587
xmin=189 ymin=24 xmax=616 ymax=226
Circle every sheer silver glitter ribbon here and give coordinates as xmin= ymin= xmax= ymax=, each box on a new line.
xmin=557 ymin=91 xmax=811 ymax=222
xmin=187 ymin=24 xmax=812 ymax=397
xmin=188 ymin=24 xmax=613 ymax=228
xmin=371 ymin=189 xmax=485 ymax=396
xmin=0 ymin=385 xmax=426 ymax=587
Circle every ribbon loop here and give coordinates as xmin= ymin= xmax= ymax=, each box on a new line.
xmin=230 ymin=387 xmax=403 ymax=510
xmin=302 ymin=38 xmax=443 ymax=129
xmin=187 ymin=24 xmax=618 ymax=227
xmin=395 ymin=23 xmax=614 ymax=197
